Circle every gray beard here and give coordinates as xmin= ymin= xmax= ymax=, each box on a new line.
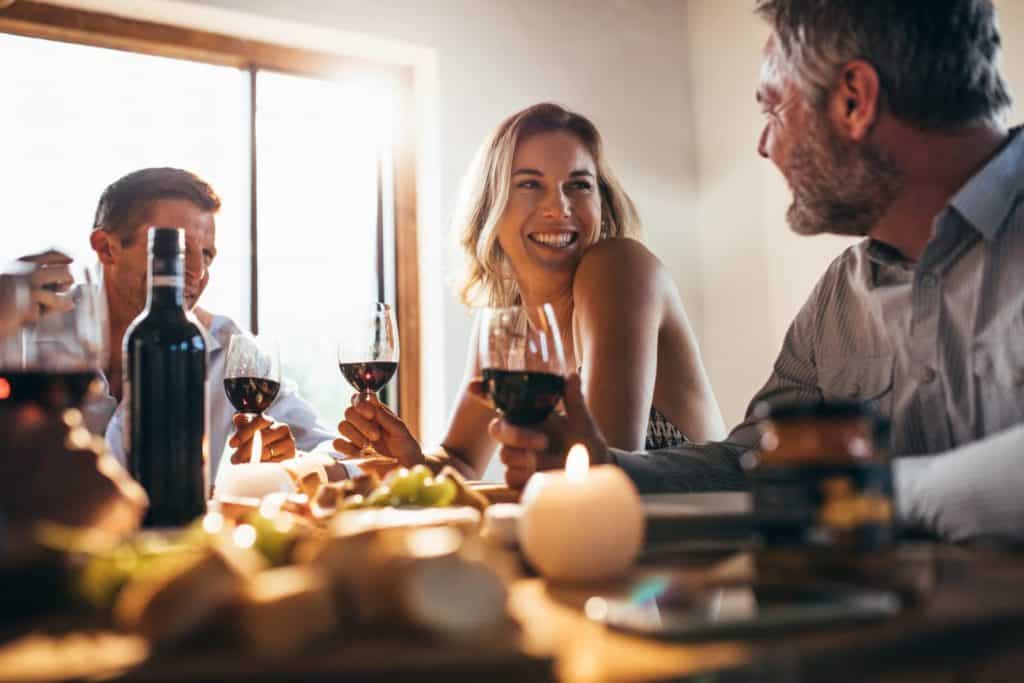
xmin=784 ymin=114 xmax=904 ymax=237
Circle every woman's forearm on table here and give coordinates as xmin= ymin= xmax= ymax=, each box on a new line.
xmin=423 ymin=446 xmax=480 ymax=480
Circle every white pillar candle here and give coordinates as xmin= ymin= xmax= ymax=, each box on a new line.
xmin=214 ymin=428 xmax=295 ymax=500
xmin=214 ymin=462 xmax=295 ymax=501
xmin=519 ymin=444 xmax=644 ymax=582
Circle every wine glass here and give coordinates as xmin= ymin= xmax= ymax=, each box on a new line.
xmin=337 ymin=302 xmax=399 ymax=460
xmin=7 ymin=260 xmax=108 ymax=411
xmin=479 ymin=303 xmax=567 ymax=425
xmin=0 ymin=262 xmax=33 ymax=364
xmin=224 ymin=334 xmax=281 ymax=463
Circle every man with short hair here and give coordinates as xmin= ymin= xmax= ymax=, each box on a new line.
xmin=487 ymin=0 xmax=1024 ymax=542
xmin=86 ymin=167 xmax=341 ymax=478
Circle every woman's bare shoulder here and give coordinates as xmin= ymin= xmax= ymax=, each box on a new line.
xmin=573 ymin=237 xmax=668 ymax=305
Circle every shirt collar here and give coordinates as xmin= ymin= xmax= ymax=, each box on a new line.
xmin=948 ymin=125 xmax=1024 ymax=241
xmin=865 ymin=238 xmax=914 ymax=268
xmin=204 ymin=314 xmax=231 ymax=353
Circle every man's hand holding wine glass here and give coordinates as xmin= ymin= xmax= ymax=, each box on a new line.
xmin=228 ymin=413 xmax=296 ymax=464
xmin=223 ymin=333 xmax=297 ymax=464
xmin=18 ymin=249 xmax=76 ymax=319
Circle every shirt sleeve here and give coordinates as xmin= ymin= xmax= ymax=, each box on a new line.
xmin=264 ymin=377 xmax=335 ymax=451
xmin=611 ymin=268 xmax=829 ymax=493
xmin=609 ymin=440 xmax=749 ymax=493
xmin=264 ymin=378 xmax=363 ymax=476
xmin=104 ymin=402 xmax=127 ymax=467
xmin=895 ymin=423 xmax=1024 ymax=543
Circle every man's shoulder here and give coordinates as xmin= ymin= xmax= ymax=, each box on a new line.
xmin=808 ymin=238 xmax=873 ymax=296
xmin=204 ymin=312 xmax=244 ymax=347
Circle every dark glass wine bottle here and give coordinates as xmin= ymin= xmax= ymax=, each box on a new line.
xmin=124 ymin=227 xmax=208 ymax=527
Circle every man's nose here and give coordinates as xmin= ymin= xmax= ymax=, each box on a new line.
xmin=758 ymin=125 xmax=770 ymax=159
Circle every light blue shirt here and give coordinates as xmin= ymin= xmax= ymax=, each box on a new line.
xmin=96 ymin=314 xmax=340 ymax=481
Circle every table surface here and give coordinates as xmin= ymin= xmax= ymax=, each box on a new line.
xmin=3 ymin=493 xmax=1023 ymax=683
xmin=511 ymin=549 xmax=1024 ymax=683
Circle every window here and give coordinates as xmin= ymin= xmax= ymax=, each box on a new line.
xmin=0 ymin=32 xmax=250 ymax=323
xmin=0 ymin=4 xmax=419 ymax=431
xmin=255 ymin=70 xmax=396 ymax=417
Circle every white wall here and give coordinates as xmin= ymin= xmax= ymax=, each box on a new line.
xmin=681 ymin=1 xmax=858 ymax=425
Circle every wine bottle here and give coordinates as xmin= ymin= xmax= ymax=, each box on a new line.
xmin=124 ymin=227 xmax=208 ymax=527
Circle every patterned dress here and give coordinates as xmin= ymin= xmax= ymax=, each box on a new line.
xmin=646 ymin=406 xmax=688 ymax=450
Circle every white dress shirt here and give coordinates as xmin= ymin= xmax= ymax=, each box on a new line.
xmin=97 ymin=313 xmax=342 ymax=481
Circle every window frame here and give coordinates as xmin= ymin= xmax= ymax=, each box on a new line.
xmin=0 ymin=0 xmax=422 ymax=438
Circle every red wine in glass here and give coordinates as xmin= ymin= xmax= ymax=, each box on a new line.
xmin=481 ymin=368 xmax=565 ymax=426
xmin=223 ymin=334 xmax=281 ymax=464
xmin=223 ymin=377 xmax=281 ymax=414
xmin=479 ymin=304 xmax=567 ymax=426
xmin=337 ymin=303 xmax=399 ymax=461
xmin=339 ymin=361 xmax=398 ymax=394
xmin=0 ymin=370 xmax=100 ymax=410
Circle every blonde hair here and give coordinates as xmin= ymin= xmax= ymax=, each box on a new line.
xmin=455 ymin=103 xmax=641 ymax=307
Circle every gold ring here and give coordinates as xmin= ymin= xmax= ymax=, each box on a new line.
xmin=268 ymin=443 xmax=276 ymax=458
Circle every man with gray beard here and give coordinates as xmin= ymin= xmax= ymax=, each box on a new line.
xmin=486 ymin=0 xmax=1024 ymax=543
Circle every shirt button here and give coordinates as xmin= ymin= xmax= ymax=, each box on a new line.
xmin=922 ymin=367 xmax=937 ymax=384
xmin=920 ymin=273 xmax=938 ymax=288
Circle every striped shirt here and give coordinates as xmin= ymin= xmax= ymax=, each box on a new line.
xmin=613 ymin=126 xmax=1024 ymax=542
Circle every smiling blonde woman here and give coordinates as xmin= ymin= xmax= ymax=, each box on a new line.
xmin=334 ymin=103 xmax=725 ymax=486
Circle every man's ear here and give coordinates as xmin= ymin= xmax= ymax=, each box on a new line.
xmin=828 ymin=59 xmax=882 ymax=142
xmin=90 ymin=229 xmax=116 ymax=265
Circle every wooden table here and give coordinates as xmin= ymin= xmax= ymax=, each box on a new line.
xmin=510 ymin=547 xmax=1024 ymax=683
xmin=2 ymin=535 xmax=1023 ymax=682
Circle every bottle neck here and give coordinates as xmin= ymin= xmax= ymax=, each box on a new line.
xmin=146 ymin=252 xmax=185 ymax=310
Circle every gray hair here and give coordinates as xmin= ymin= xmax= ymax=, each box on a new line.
xmin=755 ymin=0 xmax=1013 ymax=129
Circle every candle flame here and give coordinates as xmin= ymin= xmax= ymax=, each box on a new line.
xmin=565 ymin=443 xmax=590 ymax=482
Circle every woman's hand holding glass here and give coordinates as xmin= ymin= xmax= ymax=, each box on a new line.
xmin=333 ymin=393 xmax=425 ymax=472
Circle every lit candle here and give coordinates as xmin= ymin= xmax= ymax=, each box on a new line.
xmin=518 ymin=444 xmax=644 ymax=582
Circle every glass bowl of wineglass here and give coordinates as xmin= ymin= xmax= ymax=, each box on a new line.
xmin=223 ymin=334 xmax=281 ymax=463
xmin=4 ymin=259 xmax=108 ymax=412
xmin=337 ymin=302 xmax=399 ymax=463
xmin=479 ymin=303 xmax=567 ymax=426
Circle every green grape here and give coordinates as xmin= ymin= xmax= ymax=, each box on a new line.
xmin=246 ymin=511 xmax=295 ymax=566
xmin=76 ymin=546 xmax=139 ymax=610
xmin=388 ymin=471 xmax=420 ymax=503
xmin=385 ymin=467 xmax=410 ymax=486
xmin=366 ymin=485 xmax=394 ymax=507
xmin=408 ymin=464 xmax=432 ymax=488
xmin=419 ymin=476 xmax=458 ymax=507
